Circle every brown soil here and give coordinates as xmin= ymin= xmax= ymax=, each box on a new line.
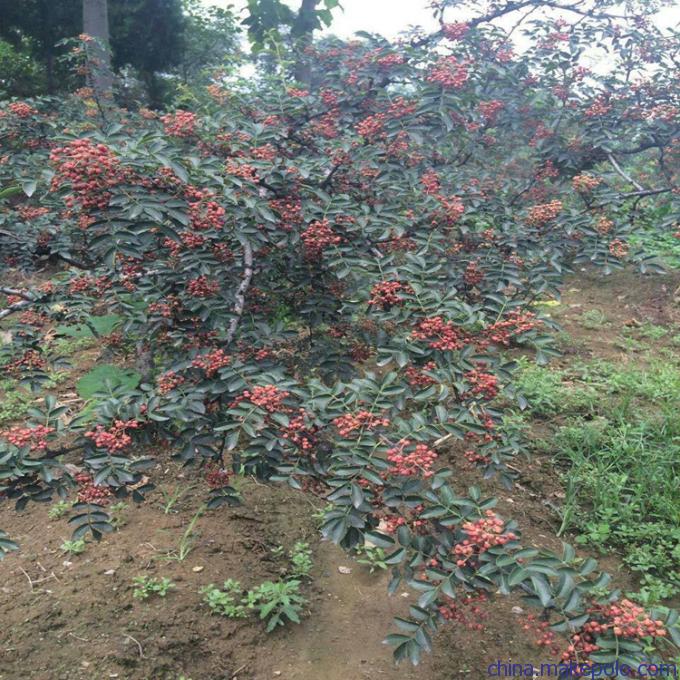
xmin=1 ymin=267 xmax=678 ymax=680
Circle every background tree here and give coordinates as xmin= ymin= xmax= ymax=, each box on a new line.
xmin=0 ymin=0 xmax=80 ymax=93
xmin=173 ymin=0 xmax=241 ymax=87
xmin=109 ymin=0 xmax=185 ymax=106
xmin=0 ymin=0 xmax=186 ymax=104
xmin=82 ymin=0 xmax=114 ymax=97
xmin=242 ymin=0 xmax=341 ymax=86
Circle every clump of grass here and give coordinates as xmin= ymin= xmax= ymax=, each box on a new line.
xmin=533 ymin=355 xmax=680 ymax=604
xmin=513 ymin=357 xmax=598 ymax=417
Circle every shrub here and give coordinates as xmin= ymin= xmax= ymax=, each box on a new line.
xmin=1 ymin=3 xmax=679 ymax=668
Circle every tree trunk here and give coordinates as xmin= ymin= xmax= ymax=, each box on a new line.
xmin=292 ymin=0 xmax=321 ymax=88
xmin=82 ymin=0 xmax=113 ymax=99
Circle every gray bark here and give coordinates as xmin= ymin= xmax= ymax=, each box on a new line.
xmin=82 ymin=0 xmax=114 ymax=98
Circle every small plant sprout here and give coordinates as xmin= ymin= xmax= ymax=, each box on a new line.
xmin=165 ymin=507 xmax=204 ymax=562
xmin=356 ymin=544 xmax=388 ymax=573
xmin=109 ymin=501 xmax=129 ymax=529
xmin=48 ymin=500 xmax=72 ymax=520
xmin=288 ymin=541 xmax=313 ymax=579
xmin=61 ymin=538 xmax=87 ymax=555
xmin=270 ymin=544 xmax=285 ymax=560
xmin=132 ymin=575 xmax=175 ymax=600
xmin=245 ymin=579 xmax=306 ymax=632
xmin=201 ymin=579 xmax=247 ymax=618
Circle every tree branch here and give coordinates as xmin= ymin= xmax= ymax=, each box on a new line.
xmin=0 ymin=288 xmax=36 ymax=301
xmin=606 ymin=153 xmax=645 ymax=192
xmin=225 ymin=242 xmax=254 ymax=345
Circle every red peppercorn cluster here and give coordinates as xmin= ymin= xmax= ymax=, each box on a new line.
xmin=206 ymin=84 xmax=229 ymax=103
xmin=49 ymin=139 xmax=123 ymax=211
xmin=404 ymin=361 xmax=437 ymax=388
xmin=320 ymin=89 xmax=340 ymax=106
xmin=572 ymin=174 xmax=602 ymax=192
xmin=212 ymin=242 xmax=233 ymax=262
xmin=590 ymin=599 xmax=666 ymax=640
xmin=205 ymin=465 xmax=231 ymax=489
xmin=368 ymin=280 xmax=413 ymax=308
xmin=8 ymin=102 xmax=38 ymax=118
xmin=526 ymin=200 xmax=563 ymax=226
xmin=232 ymin=385 xmax=291 ymax=413
xmin=148 ymin=299 xmax=176 ymax=318
xmin=463 ymin=261 xmax=484 ymax=286
xmin=282 ymin=409 xmax=318 ymax=453
xmin=75 ymin=472 xmax=113 ymax=505
xmin=287 ymin=88 xmax=309 ymax=98
xmin=349 ymin=342 xmax=373 ymax=362
xmin=495 ymin=47 xmax=514 ymax=62
xmin=464 ymin=449 xmax=491 ymax=465
xmin=250 ymin=144 xmax=277 ymax=161
xmin=596 ymin=216 xmax=614 ymax=234
xmin=17 ymin=206 xmax=49 ymax=221
xmin=386 ymin=97 xmax=417 ymax=119
xmin=483 ymin=310 xmax=537 ymax=346
xmin=160 ymin=110 xmax=197 ymax=137
xmin=225 ymin=160 xmax=259 ymax=182
xmin=426 ymin=56 xmax=470 ymax=89
xmin=4 ymin=349 xmax=47 ymax=375
xmin=421 ymin=169 xmax=441 ymax=195
xmin=269 ymin=197 xmax=303 ymax=231
xmin=452 ymin=511 xmax=517 ymax=566
xmin=442 ymin=22 xmax=469 ymax=41
xmin=558 ymin=600 xmax=667 ymax=666
xmin=608 ymin=239 xmax=629 ymax=258
xmin=438 ymin=591 xmax=487 ymax=631
xmin=85 ymin=419 xmax=139 ymax=452
xmin=376 ymin=53 xmax=406 ymax=68
xmin=386 ymin=441 xmax=438 ymax=478
xmin=4 ymin=293 xmax=25 ymax=306
xmin=310 ymin=110 xmax=340 ymax=139
xmin=464 ymin=369 xmax=499 ymax=400
xmin=412 ymin=316 xmax=465 ymax=351
xmin=478 ymin=99 xmax=504 ymax=123
xmin=383 ymin=234 xmax=418 ymax=252
xmin=436 ymin=195 xmax=465 ymax=225
xmin=522 ymin=615 xmax=561 ymax=656
xmin=191 ymin=348 xmax=230 ymax=378
xmin=333 ymin=410 xmax=389 ymax=437
xmin=585 ymin=96 xmax=612 ymax=117
xmin=355 ymin=113 xmax=386 ymax=139
xmin=301 ymin=219 xmax=342 ymax=259
xmin=0 ymin=425 xmax=54 ymax=451
xmin=187 ymin=275 xmax=220 ymax=298
xmin=188 ymin=196 xmax=225 ymax=231
xmin=157 ymin=370 xmax=185 ymax=394
xmin=17 ymin=311 xmax=47 ymax=327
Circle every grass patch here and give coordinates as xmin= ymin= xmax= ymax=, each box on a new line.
xmin=518 ymin=356 xmax=680 ymax=604
xmin=0 ymin=378 xmax=32 ymax=425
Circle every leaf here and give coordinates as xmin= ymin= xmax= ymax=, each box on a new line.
xmin=20 ymin=179 xmax=37 ymax=197
xmin=76 ymin=365 xmax=141 ymax=400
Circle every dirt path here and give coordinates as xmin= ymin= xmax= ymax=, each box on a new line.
xmin=270 ymin=542 xmax=425 ymax=680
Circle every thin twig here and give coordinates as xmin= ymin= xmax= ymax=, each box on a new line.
xmin=231 ymin=664 xmax=247 ymax=679
xmin=18 ymin=567 xmax=34 ymax=592
xmin=433 ymin=432 xmax=454 ymax=448
xmin=123 ymin=634 xmax=146 ymax=658
xmin=67 ymin=632 xmax=90 ymax=642
xmin=606 ymin=152 xmax=645 ymax=192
